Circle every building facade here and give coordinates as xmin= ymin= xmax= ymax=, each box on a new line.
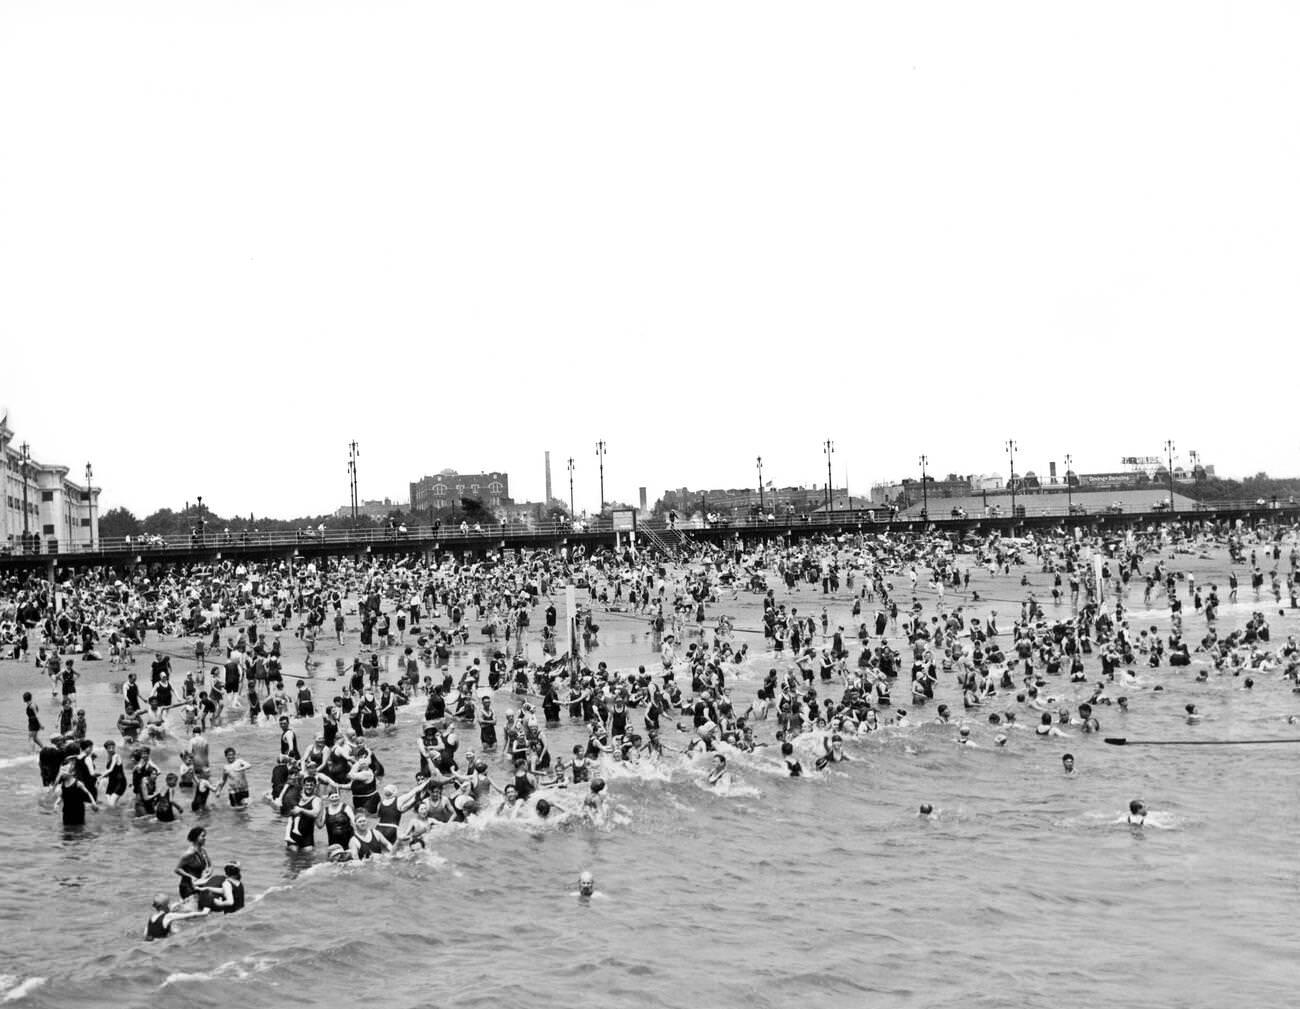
xmin=410 ymin=469 xmax=511 ymax=514
xmin=0 ymin=414 xmax=100 ymax=553
xmin=656 ymin=485 xmax=838 ymax=518
xmin=334 ymin=498 xmax=400 ymax=520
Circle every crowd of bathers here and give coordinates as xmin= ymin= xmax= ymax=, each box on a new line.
xmin=7 ymin=513 xmax=1300 ymax=938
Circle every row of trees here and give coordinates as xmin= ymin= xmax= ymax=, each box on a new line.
xmin=96 ymin=497 xmax=583 ymax=541
xmin=97 ymin=507 xmax=353 ymax=540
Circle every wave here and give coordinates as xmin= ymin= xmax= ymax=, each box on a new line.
xmin=692 ymin=776 xmax=761 ymax=799
xmin=0 ymin=755 xmax=37 ymax=771
xmin=0 ymin=977 xmax=46 ymax=1003
xmin=161 ymin=956 xmax=278 ymax=988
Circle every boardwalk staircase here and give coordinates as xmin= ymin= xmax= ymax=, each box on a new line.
xmin=636 ymin=525 xmax=674 ymax=555
xmin=637 ymin=524 xmax=690 ymax=557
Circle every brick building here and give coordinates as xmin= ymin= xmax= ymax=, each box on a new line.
xmin=410 ymin=469 xmax=511 ymax=514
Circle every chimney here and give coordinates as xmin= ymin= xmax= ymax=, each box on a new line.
xmin=545 ymin=451 xmax=553 ymax=505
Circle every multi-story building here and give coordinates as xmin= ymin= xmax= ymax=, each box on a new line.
xmin=656 ymin=485 xmax=839 ymax=518
xmin=333 ymin=498 xmax=400 ymax=521
xmin=872 ymin=475 xmax=996 ymax=506
xmin=0 ymin=414 xmax=99 ymax=553
xmin=410 ymin=469 xmax=511 ymax=514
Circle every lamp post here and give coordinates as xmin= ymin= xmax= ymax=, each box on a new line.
xmin=595 ymin=441 xmax=606 ymax=515
xmin=1005 ymin=440 xmax=1017 ymax=520
xmin=919 ymin=454 xmax=928 ymax=521
xmin=19 ymin=442 xmax=30 ymax=543
xmin=1164 ymin=439 xmax=1175 ymax=514
xmin=85 ymin=462 xmax=94 ymax=549
xmin=756 ymin=455 xmax=764 ymax=517
xmin=196 ymin=495 xmax=204 ymax=546
xmin=567 ymin=457 xmax=575 ymax=520
xmin=348 ymin=441 xmax=359 ymax=522
xmin=1064 ymin=453 xmax=1072 ymax=517
xmin=823 ymin=439 xmax=834 ymax=512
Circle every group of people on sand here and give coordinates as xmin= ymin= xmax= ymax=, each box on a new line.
xmin=6 ymin=511 xmax=1300 ymax=937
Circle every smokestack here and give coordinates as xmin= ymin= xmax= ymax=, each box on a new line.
xmin=545 ymin=451 xmax=553 ymax=504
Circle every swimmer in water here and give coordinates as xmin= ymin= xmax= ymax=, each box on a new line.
xmin=582 ymin=778 xmax=607 ymax=819
xmin=575 ymin=870 xmax=600 ymax=901
xmin=919 ymin=803 xmax=934 ymax=818
xmin=1185 ymin=703 xmax=1202 ymax=724
xmin=348 ymin=812 xmax=394 ymax=860
xmin=1127 ymin=798 xmax=1147 ymax=826
xmin=496 ymin=783 xmax=523 ymax=818
xmin=781 ymin=741 xmax=803 ymax=777
xmin=400 ymin=800 xmax=433 ymax=849
xmin=706 ymin=754 xmax=731 ymax=788
xmin=206 ymin=862 xmax=245 ymax=914
xmin=1035 ymin=713 xmax=1070 ymax=738
xmin=216 ymin=747 xmax=252 ymax=809
xmin=994 ymin=734 xmax=1008 ymax=747
xmin=145 ymin=893 xmax=209 ymax=940
xmin=1061 ymin=753 xmax=1075 ymax=774
xmin=818 ymin=734 xmax=851 ymax=767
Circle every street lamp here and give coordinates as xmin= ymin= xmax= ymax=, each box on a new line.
xmin=348 ymin=441 xmax=359 ymax=522
xmin=1064 ymin=452 xmax=1072 ymax=517
xmin=919 ymin=454 xmax=928 ymax=521
xmin=1167 ymin=438 xmax=1178 ymax=512
xmin=823 ymin=439 xmax=834 ymax=512
xmin=1005 ymin=440 xmax=1017 ymax=520
xmin=567 ymin=457 xmax=575 ymax=519
xmin=85 ymin=462 xmax=94 ymax=549
xmin=19 ymin=442 xmax=30 ymax=543
xmin=595 ymin=440 xmax=607 ymax=515
xmin=196 ymin=495 xmax=204 ymax=545
xmin=756 ymin=455 xmax=764 ymax=517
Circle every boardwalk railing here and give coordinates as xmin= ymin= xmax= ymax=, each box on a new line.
xmin=2 ymin=501 xmax=1295 ymax=560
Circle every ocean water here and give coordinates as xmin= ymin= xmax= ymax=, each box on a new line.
xmin=2 ymin=558 xmax=1299 ymax=1009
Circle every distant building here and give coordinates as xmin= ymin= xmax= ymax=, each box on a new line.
xmin=334 ymin=498 xmax=399 ymax=520
xmin=872 ymin=460 xmax=1218 ymax=502
xmin=0 ymin=413 xmax=99 ymax=553
xmin=656 ymin=485 xmax=838 ymax=517
xmin=410 ymin=469 xmax=511 ymax=514
xmin=872 ymin=475 xmax=999 ymax=505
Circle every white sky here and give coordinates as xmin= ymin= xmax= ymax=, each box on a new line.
xmin=2 ymin=2 xmax=1296 ymax=519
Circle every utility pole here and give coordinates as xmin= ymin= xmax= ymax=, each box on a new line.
xmin=1005 ymin=440 xmax=1017 ymax=519
xmin=20 ymin=442 xmax=30 ymax=541
xmin=595 ymin=441 xmax=607 ymax=514
xmin=85 ymin=462 xmax=94 ymax=549
xmin=756 ymin=455 xmax=764 ymax=516
xmin=1164 ymin=439 xmax=1175 ymax=514
xmin=1064 ymin=452 xmax=1072 ymax=516
xmin=567 ymin=457 xmax=575 ymax=519
xmin=919 ymin=454 xmax=929 ymax=520
xmin=823 ymin=439 xmax=834 ymax=512
xmin=348 ymin=441 xmax=359 ymax=522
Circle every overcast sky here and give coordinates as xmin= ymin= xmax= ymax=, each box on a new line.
xmin=3 ymin=2 xmax=1296 ymax=519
